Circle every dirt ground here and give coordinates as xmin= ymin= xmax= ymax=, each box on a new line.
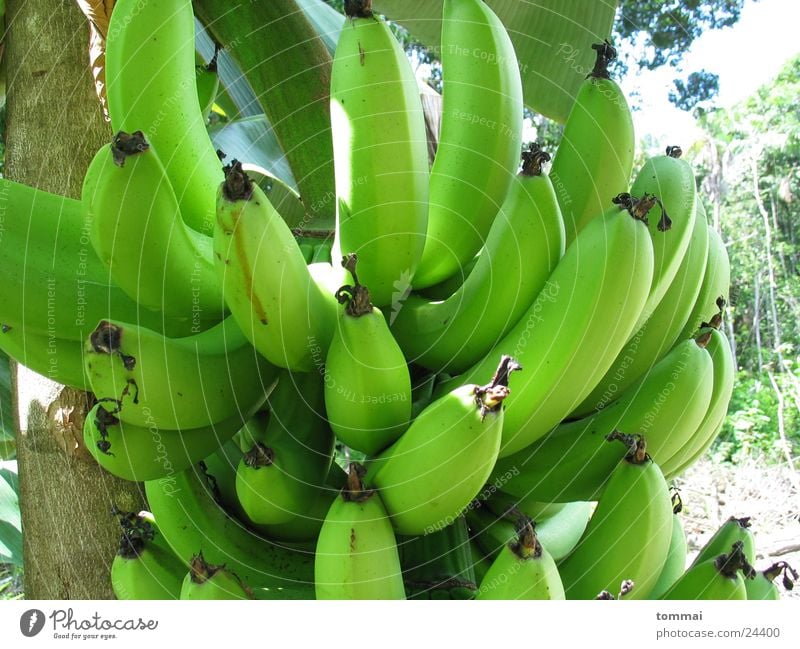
xmin=675 ymin=456 xmax=800 ymax=599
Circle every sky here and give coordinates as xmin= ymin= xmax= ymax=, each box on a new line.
xmin=625 ymin=0 xmax=800 ymax=149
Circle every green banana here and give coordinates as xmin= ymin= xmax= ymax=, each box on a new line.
xmin=629 ymin=147 xmax=697 ymax=320
xmin=412 ymin=0 xmax=523 ymax=289
xmin=549 ymin=41 xmax=635 ymax=245
xmin=690 ymin=516 xmax=756 ymax=569
xmin=83 ymin=398 xmax=265 ymax=483
xmin=558 ymin=437 xmax=673 ymax=599
xmin=663 ymin=326 xmax=735 ymax=477
xmin=391 ymin=145 xmax=565 ymax=373
xmin=251 ymin=463 xmax=348 ymax=544
xmin=330 ymin=0 xmax=429 ymax=306
xmin=484 ymin=491 xmax=568 ymax=522
xmin=180 ymin=553 xmax=252 ymax=600
xmin=442 ymin=193 xmax=655 ymax=456
xmin=105 ymin=0 xmax=222 ymax=235
xmin=110 ymin=511 xmax=185 ymax=600
xmin=417 ymin=253 xmax=479 ymax=302
xmin=314 ymin=464 xmax=405 ymax=600
xmin=490 ymin=335 xmax=714 ymax=502
xmin=202 ymin=440 xmax=347 ymax=545
xmin=648 ymin=494 xmax=689 ymax=599
xmin=0 ymin=324 xmax=89 ymax=390
xmin=83 ymin=131 xmax=224 ymax=321
xmin=746 ymin=562 xmax=796 ymax=600
xmin=0 ymin=178 xmax=190 ymax=341
xmin=324 ymin=255 xmax=411 ymax=455
xmin=366 ymin=356 xmax=518 ymax=535
xmin=214 ymin=161 xmax=336 ymax=371
xmin=398 ymin=516 xmax=477 ymax=600
xmin=84 ymin=316 xmax=278 ymax=430
xmin=573 ymin=198 xmax=710 ymax=415
xmin=662 ymin=541 xmax=754 ymax=600
xmin=476 ymin=519 xmax=565 ymax=599
xmin=236 ymin=372 xmax=334 ymax=525
xmin=468 ymin=501 xmax=591 ymax=563
xmin=678 ymin=225 xmax=731 ymax=340
xmin=144 ymin=466 xmax=315 ymax=596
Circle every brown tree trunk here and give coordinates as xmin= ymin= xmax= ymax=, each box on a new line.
xmin=4 ymin=0 xmax=145 ymax=599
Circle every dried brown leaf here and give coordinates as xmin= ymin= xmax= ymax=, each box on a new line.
xmin=75 ymin=0 xmax=115 ymax=119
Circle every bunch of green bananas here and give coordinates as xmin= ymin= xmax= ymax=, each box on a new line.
xmin=2 ymin=0 xmax=780 ymax=601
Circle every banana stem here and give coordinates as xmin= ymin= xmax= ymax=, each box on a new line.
xmin=345 ymin=0 xmax=373 ymax=18
xmin=189 ymin=552 xmax=221 ymax=584
xmin=221 ymin=159 xmax=254 ymax=202
xmin=243 ymin=443 xmax=275 ymax=469
xmin=715 ymin=541 xmax=756 ymax=579
xmin=606 ymin=430 xmax=649 ymax=465
xmin=474 ymin=355 xmax=521 ymax=418
xmin=510 ymin=516 xmax=542 ymax=560
xmin=342 ymin=462 xmax=374 ymax=503
xmin=335 ymin=254 xmax=373 ymax=317
xmin=110 ymin=131 xmax=149 ymax=167
xmin=588 ymin=39 xmax=617 ymax=80
xmin=520 ymin=143 xmax=551 ymax=177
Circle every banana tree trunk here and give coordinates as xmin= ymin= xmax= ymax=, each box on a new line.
xmin=4 ymin=0 xmax=145 ymax=599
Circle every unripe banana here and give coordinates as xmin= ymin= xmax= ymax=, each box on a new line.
xmin=662 ymin=541 xmax=753 ymax=600
xmin=746 ymin=562 xmax=796 ymax=600
xmin=412 ymin=0 xmax=523 ymax=288
xmin=83 ymin=131 xmax=224 ymax=320
xmin=110 ymin=511 xmax=185 ymax=600
xmin=491 ymin=334 xmax=713 ymax=502
xmin=235 ymin=372 xmax=334 ymax=525
xmin=84 ymin=316 xmax=278 ymax=430
xmin=324 ymin=255 xmax=411 ymax=456
xmin=442 ymin=194 xmax=655 ymax=456
xmin=0 ymin=325 xmax=89 ymax=390
xmin=83 ymin=399 xmax=265 ymax=483
xmin=663 ymin=326 xmax=735 ymax=477
xmin=468 ymin=502 xmax=591 ymax=563
xmin=145 ymin=466 xmax=315 ymax=595
xmin=105 ymin=0 xmax=222 ymax=234
xmin=558 ymin=437 xmax=673 ymax=599
xmin=391 ymin=145 xmax=565 ymax=373
xmin=366 ymin=357 xmax=519 ymax=535
xmin=690 ymin=516 xmax=756 ymax=569
xmin=476 ymin=519 xmax=565 ymax=600
xmin=573 ymin=199 xmax=710 ymax=416
xmin=330 ymin=1 xmax=429 ymax=306
xmin=629 ymin=147 xmax=697 ymax=319
xmin=180 ymin=553 xmax=252 ymax=600
xmin=549 ymin=41 xmax=635 ymax=245
xmin=0 ymin=178 xmax=190 ymax=341
xmin=648 ymin=494 xmax=688 ymax=599
xmin=678 ymin=225 xmax=730 ymax=340
xmin=214 ymin=161 xmax=336 ymax=371
xmin=315 ymin=464 xmax=405 ymax=600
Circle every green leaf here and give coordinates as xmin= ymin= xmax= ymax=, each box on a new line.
xmin=210 ymin=116 xmax=297 ymax=190
xmin=296 ymin=0 xmax=345 ymax=54
xmin=372 ymin=0 xmax=619 ymax=123
xmin=0 ymin=462 xmax=22 ymax=566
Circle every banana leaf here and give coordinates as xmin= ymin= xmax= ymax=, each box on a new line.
xmin=372 ymin=0 xmax=619 ymax=123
